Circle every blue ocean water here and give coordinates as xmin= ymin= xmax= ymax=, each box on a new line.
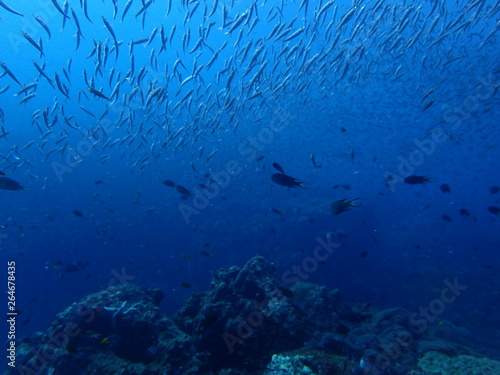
xmin=0 ymin=0 xmax=499 ymax=368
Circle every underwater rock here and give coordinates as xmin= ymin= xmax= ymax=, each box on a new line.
xmin=9 ymin=284 xmax=195 ymax=375
xmin=343 ymin=307 xmax=423 ymax=374
xmin=175 ymin=256 xmax=318 ymax=373
xmin=417 ymin=339 xmax=469 ymax=357
xmin=7 ymin=257 xmax=498 ymax=375
xmin=262 ymin=351 xmax=349 ymax=375
xmin=370 ymin=307 xmax=413 ymax=330
xmin=416 ymin=351 xmax=500 ymax=375
xmin=263 ymin=354 xmax=316 ymax=375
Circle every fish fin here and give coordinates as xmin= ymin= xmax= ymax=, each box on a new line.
xmin=348 ymin=198 xmax=362 ymax=206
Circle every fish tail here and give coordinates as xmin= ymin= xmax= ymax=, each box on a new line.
xmin=349 ymin=198 xmax=362 ymax=206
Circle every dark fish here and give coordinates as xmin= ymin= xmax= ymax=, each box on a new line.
xmin=360 ymin=251 xmax=368 ymax=258
xmin=122 ymin=0 xmax=134 ymax=21
xmin=102 ymin=16 xmax=119 ymax=58
xmin=271 ymin=173 xmax=306 ymax=188
xmin=21 ymin=31 xmax=44 ymax=57
xmin=341 ymin=184 xmax=351 ymax=190
xmin=256 ymin=155 xmax=265 ymax=162
xmin=311 ymin=153 xmax=322 ymax=168
xmin=271 ymin=208 xmax=283 ymax=215
xmin=70 ymin=8 xmax=84 ymax=38
xmin=200 ymin=250 xmax=212 ymax=258
xmin=88 ymin=87 xmax=110 ymax=100
xmin=162 ymin=180 xmax=176 ymax=187
xmin=340 ymin=127 xmax=347 ymax=132
xmin=50 ymin=0 xmax=69 ymax=19
xmin=63 ymin=261 xmax=89 ymax=273
xmin=94 ymin=180 xmax=104 ymax=185
xmin=180 ymin=282 xmax=192 ymax=289
xmin=176 ymin=185 xmax=192 ymax=197
xmin=423 ymin=99 xmax=435 ymax=111
xmin=0 ymin=177 xmax=24 ymax=191
xmin=82 ymin=0 xmax=92 ymax=23
xmin=72 ymin=210 xmax=84 ymax=217
xmin=420 ymin=88 xmax=436 ymax=103
xmin=459 ymin=209 xmax=471 ymax=216
xmin=0 ymin=0 xmax=24 ymax=17
xmin=487 ymin=206 xmax=500 ymax=216
xmin=441 ymin=214 xmax=453 ymax=222
xmin=331 ymin=198 xmax=361 ymax=215
xmin=61 ymin=0 xmax=69 ymax=28
xmin=490 ymin=186 xmax=499 ymax=194
xmin=54 ymin=72 xmax=69 ymax=98
xmin=32 ymin=60 xmax=53 ymax=85
xmin=0 ymin=62 xmax=21 ymax=85
xmin=440 ymin=184 xmax=451 ymax=193
xmin=272 ymin=162 xmax=285 ymax=173
xmin=34 ymin=15 xmax=51 ymax=38
xmin=404 ymin=175 xmax=432 ymax=184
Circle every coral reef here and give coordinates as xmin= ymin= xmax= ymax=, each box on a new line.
xmin=175 ymin=256 xmax=327 ymax=373
xmin=415 ymin=351 xmax=500 ymax=375
xmin=263 ymin=354 xmax=316 ymax=375
xmin=10 ymin=284 xmax=195 ymax=375
xmin=6 ymin=256 xmax=497 ymax=375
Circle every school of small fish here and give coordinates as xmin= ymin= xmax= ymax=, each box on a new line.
xmin=0 ymin=0 xmax=498 ymax=182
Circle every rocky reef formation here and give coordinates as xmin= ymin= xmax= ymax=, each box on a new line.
xmin=11 ymin=283 xmax=194 ymax=375
xmin=7 ymin=256 xmax=491 ymax=375
xmin=411 ymin=351 xmax=500 ymax=375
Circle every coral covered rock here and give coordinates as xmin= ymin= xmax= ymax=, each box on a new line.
xmin=5 ymin=257 xmax=497 ymax=375
xmin=10 ymin=284 xmax=194 ymax=375
xmin=175 ymin=256 xmax=317 ymax=373
xmin=416 ymin=351 xmax=500 ymax=375
xmin=263 ymin=354 xmax=316 ymax=375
